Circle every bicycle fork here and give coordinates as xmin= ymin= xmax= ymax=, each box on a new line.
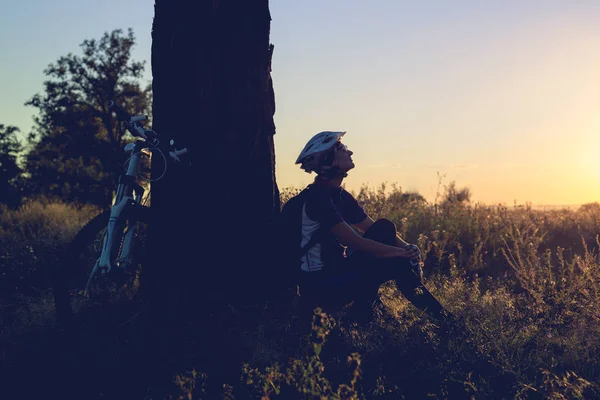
xmin=86 ymin=146 xmax=146 ymax=291
xmin=117 ymin=191 xmax=144 ymax=272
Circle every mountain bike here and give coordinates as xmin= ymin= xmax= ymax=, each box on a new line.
xmin=53 ymin=101 xmax=189 ymax=330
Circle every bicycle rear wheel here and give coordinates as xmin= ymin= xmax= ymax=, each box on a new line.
xmin=54 ymin=207 xmax=152 ymax=331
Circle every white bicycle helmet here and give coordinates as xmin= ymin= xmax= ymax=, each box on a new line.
xmin=296 ymin=131 xmax=345 ymax=164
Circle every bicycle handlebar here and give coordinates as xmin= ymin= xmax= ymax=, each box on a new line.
xmin=130 ymin=115 xmax=148 ymax=123
xmin=107 ymin=100 xmax=189 ymax=162
xmin=107 ymin=101 xmax=152 ymax=141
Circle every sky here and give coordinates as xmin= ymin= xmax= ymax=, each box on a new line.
xmin=2 ymin=0 xmax=600 ymax=206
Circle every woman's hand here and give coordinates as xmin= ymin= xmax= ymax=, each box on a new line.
xmin=382 ymin=244 xmax=422 ymax=261
xmin=402 ymin=243 xmax=422 ymax=262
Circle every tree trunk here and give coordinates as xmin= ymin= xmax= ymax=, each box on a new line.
xmin=148 ymin=0 xmax=279 ymax=322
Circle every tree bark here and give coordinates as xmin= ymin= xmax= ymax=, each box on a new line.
xmin=148 ymin=0 xmax=279 ymax=324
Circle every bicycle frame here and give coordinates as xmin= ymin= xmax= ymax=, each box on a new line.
xmin=82 ymin=101 xmax=188 ymax=291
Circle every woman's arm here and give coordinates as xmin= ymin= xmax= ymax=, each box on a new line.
xmin=353 ymin=216 xmax=375 ymax=233
xmin=331 ymin=221 xmax=418 ymax=259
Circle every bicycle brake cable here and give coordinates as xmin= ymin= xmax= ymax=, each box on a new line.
xmin=147 ymin=143 xmax=168 ymax=182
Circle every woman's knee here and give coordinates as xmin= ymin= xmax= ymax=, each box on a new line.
xmin=372 ymin=218 xmax=397 ymax=232
xmin=364 ymin=218 xmax=397 ymax=244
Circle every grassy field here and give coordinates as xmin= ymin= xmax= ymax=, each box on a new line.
xmin=1 ymin=184 xmax=599 ymax=399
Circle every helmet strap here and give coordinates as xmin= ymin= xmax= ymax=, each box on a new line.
xmin=317 ymin=167 xmax=348 ymax=180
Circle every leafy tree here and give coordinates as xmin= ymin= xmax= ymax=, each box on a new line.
xmin=442 ymin=180 xmax=472 ymax=205
xmin=388 ymin=190 xmax=426 ymax=206
xmin=0 ymin=124 xmax=24 ymax=208
xmin=24 ymin=28 xmax=151 ymax=207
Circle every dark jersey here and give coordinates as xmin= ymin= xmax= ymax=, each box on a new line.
xmin=300 ymin=184 xmax=367 ymax=272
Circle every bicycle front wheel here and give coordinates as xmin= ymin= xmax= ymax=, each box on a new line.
xmin=54 ymin=207 xmax=152 ymax=331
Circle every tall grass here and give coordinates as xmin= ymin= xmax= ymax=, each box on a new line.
xmin=273 ymin=183 xmax=600 ymax=398
xmin=2 ymin=185 xmax=600 ymax=398
xmin=0 ymin=199 xmax=99 ymax=358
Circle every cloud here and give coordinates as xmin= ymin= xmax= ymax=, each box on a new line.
xmin=366 ymin=163 xmax=402 ymax=169
xmin=448 ymin=163 xmax=479 ymax=170
xmin=498 ymin=162 xmax=526 ymax=168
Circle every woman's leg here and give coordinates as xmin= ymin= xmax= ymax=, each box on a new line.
xmin=342 ymin=218 xmax=397 ymax=302
xmin=382 ymin=257 xmax=448 ymax=320
xmin=350 ymin=219 xmax=451 ymax=322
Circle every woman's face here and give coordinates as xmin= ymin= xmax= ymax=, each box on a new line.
xmin=333 ymin=141 xmax=355 ymax=172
